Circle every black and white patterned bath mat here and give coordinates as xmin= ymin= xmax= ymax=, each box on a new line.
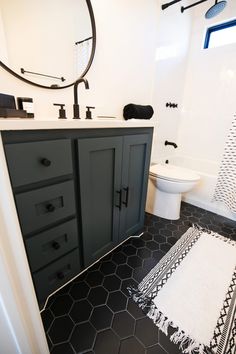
xmin=128 ymin=226 xmax=236 ymax=354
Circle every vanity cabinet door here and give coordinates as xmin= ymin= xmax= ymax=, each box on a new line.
xmin=78 ymin=137 xmax=122 ymax=266
xmin=119 ymin=134 xmax=152 ymax=241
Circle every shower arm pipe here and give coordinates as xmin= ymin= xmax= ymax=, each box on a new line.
xmin=181 ymin=0 xmax=208 ymax=13
xmin=161 ymin=0 xmax=182 ymax=10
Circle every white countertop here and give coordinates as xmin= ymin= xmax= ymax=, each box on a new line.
xmin=0 ymin=118 xmax=155 ymax=131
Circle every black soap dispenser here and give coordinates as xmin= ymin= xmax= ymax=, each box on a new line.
xmin=86 ymin=106 xmax=95 ymax=119
xmin=53 ymin=103 xmax=67 ymax=119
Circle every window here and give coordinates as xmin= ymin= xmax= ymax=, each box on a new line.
xmin=204 ymin=19 xmax=236 ymax=49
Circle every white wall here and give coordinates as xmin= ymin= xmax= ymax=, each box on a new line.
xmin=177 ymin=1 xmax=236 ymax=167
xmin=0 ymin=3 xmax=159 ymax=352
xmin=150 ymin=1 xmax=236 ymax=218
xmin=0 ymin=0 xmax=159 ymax=121
xmin=151 ymin=3 xmax=192 ymax=162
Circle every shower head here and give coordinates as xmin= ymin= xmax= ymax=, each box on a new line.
xmin=205 ymin=0 xmax=227 ymax=19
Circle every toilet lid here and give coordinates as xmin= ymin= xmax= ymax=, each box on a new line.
xmin=149 ymin=164 xmax=200 ymax=182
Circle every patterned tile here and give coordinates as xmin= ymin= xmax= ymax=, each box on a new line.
xmin=41 ymin=202 xmax=236 ymax=353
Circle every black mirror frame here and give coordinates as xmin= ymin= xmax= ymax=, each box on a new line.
xmin=0 ymin=0 xmax=96 ymax=90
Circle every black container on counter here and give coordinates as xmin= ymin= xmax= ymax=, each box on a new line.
xmin=17 ymin=97 xmax=34 ymax=118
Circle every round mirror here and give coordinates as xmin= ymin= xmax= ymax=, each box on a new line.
xmin=0 ymin=0 xmax=96 ymax=89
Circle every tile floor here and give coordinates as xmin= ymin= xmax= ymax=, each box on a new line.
xmin=41 ymin=202 xmax=236 ymax=354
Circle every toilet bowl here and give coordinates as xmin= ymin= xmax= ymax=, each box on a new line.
xmin=146 ymin=164 xmax=200 ymax=220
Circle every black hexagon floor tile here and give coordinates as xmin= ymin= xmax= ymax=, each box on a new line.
xmin=107 ymin=291 xmax=128 ymax=313
xmin=146 ymin=344 xmax=168 ymax=354
xmin=137 ymin=247 xmax=151 ymax=259
xmin=103 ymin=274 xmax=121 ymax=292
xmin=112 ymin=252 xmax=127 ymax=265
xmin=41 ymin=203 xmax=236 ymax=353
xmin=69 ymin=281 xmax=90 ymax=301
xmin=48 ymin=316 xmax=74 ymax=344
xmin=41 ymin=309 xmax=54 ymax=332
xmin=90 ymin=305 xmax=113 ymax=331
xmin=145 ymin=240 xmax=159 ymax=251
xmin=127 ymin=298 xmax=145 ymax=320
xmin=141 ymin=232 xmax=153 ymax=241
xmin=122 ymin=244 xmax=137 ymax=256
xmin=70 ymin=322 xmax=96 ymax=353
xmin=93 ymin=329 xmax=120 ymax=354
xmin=127 ymin=255 xmax=143 ymax=268
xmin=119 ymin=337 xmax=145 ymax=354
xmin=116 ymin=264 xmax=133 ymax=279
xmin=85 ymin=271 xmax=104 ymax=287
xmin=69 ymin=299 xmax=92 ymax=323
xmin=88 ymin=286 xmax=108 ymax=307
xmin=135 ymin=317 xmax=159 ymax=347
xmin=112 ymin=311 xmax=135 ymax=338
xmin=100 ymin=261 xmax=117 ymax=275
xmin=51 ymin=343 xmax=75 ymax=354
xmin=50 ymin=294 xmax=73 ymax=317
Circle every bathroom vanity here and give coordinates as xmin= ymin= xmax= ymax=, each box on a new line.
xmin=0 ymin=120 xmax=153 ymax=309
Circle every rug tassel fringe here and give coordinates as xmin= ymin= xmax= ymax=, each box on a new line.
xmin=128 ymin=286 xmax=210 ymax=354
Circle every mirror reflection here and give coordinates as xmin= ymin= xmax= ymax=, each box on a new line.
xmin=0 ymin=0 xmax=94 ymax=87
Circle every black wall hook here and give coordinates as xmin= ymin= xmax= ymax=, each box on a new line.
xmin=166 ymin=102 xmax=178 ymax=108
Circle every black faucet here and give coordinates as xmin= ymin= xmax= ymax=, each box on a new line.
xmin=165 ymin=140 xmax=178 ymax=148
xmin=73 ymin=78 xmax=89 ymax=119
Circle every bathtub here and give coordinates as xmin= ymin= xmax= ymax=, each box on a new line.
xmin=154 ymin=155 xmax=236 ymax=221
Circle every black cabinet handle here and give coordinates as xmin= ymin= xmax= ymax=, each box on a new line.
xmin=122 ymin=187 xmax=129 ymax=207
xmin=52 ymin=241 xmax=61 ymax=250
xmin=57 ymin=272 xmax=65 ymax=280
xmin=115 ymin=190 xmax=122 ymax=210
xmin=46 ymin=204 xmax=55 ymax=212
xmin=41 ymin=158 xmax=51 ymax=167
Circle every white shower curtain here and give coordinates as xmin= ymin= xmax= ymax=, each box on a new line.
xmin=213 ymin=115 xmax=236 ymax=212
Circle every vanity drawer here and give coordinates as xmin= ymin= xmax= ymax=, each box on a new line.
xmin=15 ymin=181 xmax=76 ymax=235
xmin=4 ymin=139 xmax=73 ymax=187
xmin=33 ymin=249 xmax=80 ymax=306
xmin=25 ymin=219 xmax=78 ymax=272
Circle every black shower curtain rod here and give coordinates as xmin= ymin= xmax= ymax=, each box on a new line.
xmin=162 ymin=0 xmax=209 ymax=11
xmin=161 ymin=0 xmax=182 ymax=10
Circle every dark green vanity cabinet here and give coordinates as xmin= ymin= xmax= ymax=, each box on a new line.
xmin=78 ymin=133 xmax=152 ymax=266
xmin=2 ymin=127 xmax=153 ymax=308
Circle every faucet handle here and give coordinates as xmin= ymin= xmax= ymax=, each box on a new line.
xmin=53 ymin=103 xmax=67 ymax=119
xmin=86 ymin=106 xmax=95 ymax=119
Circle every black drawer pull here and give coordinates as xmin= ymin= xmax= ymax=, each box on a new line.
xmin=52 ymin=241 xmax=61 ymax=250
xmin=41 ymin=158 xmax=51 ymax=167
xmin=115 ymin=190 xmax=122 ymax=210
xmin=57 ymin=272 xmax=65 ymax=280
xmin=122 ymin=187 xmax=129 ymax=207
xmin=46 ymin=204 xmax=56 ymax=212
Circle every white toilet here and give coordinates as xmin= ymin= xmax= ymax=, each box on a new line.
xmin=146 ymin=164 xmax=200 ymax=220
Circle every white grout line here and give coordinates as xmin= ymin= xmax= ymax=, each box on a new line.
xmin=40 ymin=231 xmax=144 ymax=312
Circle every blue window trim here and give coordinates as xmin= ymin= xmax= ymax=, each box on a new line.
xmin=204 ymin=19 xmax=236 ymax=49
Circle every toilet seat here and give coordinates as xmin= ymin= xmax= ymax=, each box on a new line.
xmin=149 ymin=164 xmax=200 ymax=183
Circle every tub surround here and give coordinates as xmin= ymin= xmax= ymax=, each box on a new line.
xmin=162 ymin=155 xmax=236 ymax=222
